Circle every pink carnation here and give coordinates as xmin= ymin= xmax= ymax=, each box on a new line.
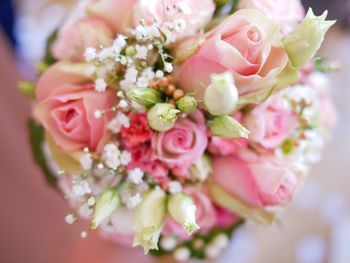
xmin=121 ymin=113 xmax=153 ymax=148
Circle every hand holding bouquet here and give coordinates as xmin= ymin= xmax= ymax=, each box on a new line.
xmin=21 ymin=0 xmax=337 ymax=261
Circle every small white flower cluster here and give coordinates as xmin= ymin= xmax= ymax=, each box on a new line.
xmin=133 ymin=22 xmax=161 ymax=42
xmin=278 ymin=76 xmax=329 ymax=166
xmin=205 ymin=234 xmax=230 ymax=259
xmin=72 ymin=178 xmax=92 ymax=198
xmin=83 ymin=35 xmax=129 ymax=93
xmin=170 ymin=233 xmax=230 ymax=262
xmin=80 ymin=153 xmax=93 ymax=170
xmin=102 ymin=143 xmax=132 ymax=170
xmin=120 ymin=181 xmax=149 ymax=209
xmin=128 ymin=168 xmax=144 ymax=185
xmin=108 ymin=112 xmax=130 ymax=134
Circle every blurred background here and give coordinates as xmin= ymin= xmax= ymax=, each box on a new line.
xmin=0 ymin=0 xmax=349 ymax=263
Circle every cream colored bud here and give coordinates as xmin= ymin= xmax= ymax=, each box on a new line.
xmin=133 ymin=187 xmax=167 ymax=254
xmin=147 ymin=103 xmax=180 ymax=132
xmin=168 ymin=193 xmax=199 ymax=235
xmin=190 ymin=154 xmax=212 ymax=182
xmin=204 ymin=72 xmax=238 ymax=116
xmin=283 ymin=8 xmax=336 ymax=68
xmin=92 ymin=189 xmax=120 ymax=229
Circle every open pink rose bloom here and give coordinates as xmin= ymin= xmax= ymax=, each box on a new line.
xmin=23 ymin=0 xmax=336 ymax=261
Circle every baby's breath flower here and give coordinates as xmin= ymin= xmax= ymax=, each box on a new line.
xmin=80 ymin=153 xmax=93 ymax=170
xmin=103 ymin=143 xmax=121 ymax=170
xmin=168 ymin=181 xmax=183 ymax=195
xmin=120 ymin=150 xmax=132 ymax=166
xmin=84 ymin=47 xmax=97 ymax=62
xmin=65 ymin=214 xmax=77 ymax=224
xmin=72 ymin=180 xmax=92 ymax=197
xmin=128 ymin=168 xmax=144 ymax=185
xmin=95 ymin=78 xmax=107 ymax=93
xmin=164 ymin=62 xmax=173 ymax=73
xmin=126 ymin=193 xmax=142 ymax=209
xmin=108 ymin=112 xmax=130 ymax=134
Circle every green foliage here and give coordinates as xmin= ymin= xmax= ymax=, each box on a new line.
xmin=28 ymin=119 xmax=58 ymax=189
xmin=18 ymin=81 xmax=36 ymax=98
xmin=37 ymin=29 xmax=58 ymax=74
xmin=214 ymin=0 xmax=240 ymax=17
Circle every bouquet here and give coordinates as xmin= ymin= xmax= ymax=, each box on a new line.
xmin=20 ymin=0 xmax=337 ymax=261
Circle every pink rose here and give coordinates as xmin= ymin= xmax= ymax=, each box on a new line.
xmin=214 ymin=206 xmax=240 ymax=229
xmin=34 ymin=63 xmax=116 ymax=152
xmin=52 ymin=18 xmax=113 ymax=61
xmin=175 ymin=9 xmax=290 ymax=99
xmin=86 ymin=0 xmax=138 ymax=33
xmin=152 ymin=111 xmax=208 ymax=176
xmin=238 ymin=0 xmax=304 ymax=34
xmin=211 ymin=154 xmax=298 ymax=207
xmin=121 ymin=113 xmax=152 ymax=148
xmin=208 ymin=137 xmax=247 ymax=156
xmin=133 ymin=0 xmax=215 ymax=42
xmin=243 ymin=92 xmax=298 ymax=149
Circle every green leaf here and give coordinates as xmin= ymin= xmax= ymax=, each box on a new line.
xmin=18 ymin=81 xmax=36 ymax=98
xmin=37 ymin=29 xmax=59 ymax=74
xmin=214 ymin=0 xmax=239 ymax=17
xmin=28 ymin=119 xmax=58 ymax=189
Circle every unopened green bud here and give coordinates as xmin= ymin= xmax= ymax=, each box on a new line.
xmin=131 ymin=88 xmax=160 ymax=108
xmin=92 ymin=189 xmax=120 ymax=229
xmin=210 ymin=115 xmax=249 ymax=139
xmin=168 ymin=193 xmax=199 ymax=235
xmin=176 ymin=96 xmax=197 ymax=113
xmin=147 ymin=103 xmax=180 ymax=132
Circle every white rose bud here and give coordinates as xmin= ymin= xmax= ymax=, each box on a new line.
xmin=133 ymin=187 xmax=167 ymax=254
xmin=147 ymin=103 xmax=180 ymax=132
xmin=92 ymin=189 xmax=120 ymax=229
xmin=204 ymin=72 xmax=238 ymax=116
xmin=209 ymin=115 xmax=249 ymax=139
xmin=283 ymin=8 xmax=336 ymax=68
xmin=168 ymin=193 xmax=199 ymax=235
